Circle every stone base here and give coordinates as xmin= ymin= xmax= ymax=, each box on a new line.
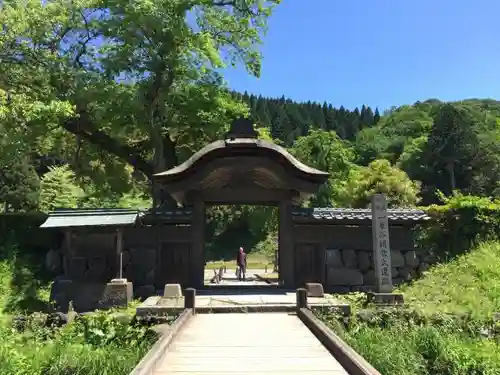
xmin=99 ymin=280 xmax=133 ymax=308
xmin=163 ymin=283 xmax=182 ymax=298
xmin=305 ymin=282 xmax=324 ymax=297
xmin=366 ymin=292 xmax=404 ymax=305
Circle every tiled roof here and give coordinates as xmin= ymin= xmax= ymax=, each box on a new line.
xmin=140 ymin=209 xmax=193 ymax=221
xmin=40 ymin=208 xmax=140 ymax=228
xmin=292 ymin=208 xmax=430 ymax=222
xmin=40 ymin=207 xmax=431 ymax=228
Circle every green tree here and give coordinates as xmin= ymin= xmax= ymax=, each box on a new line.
xmin=39 ymin=165 xmax=84 ymax=212
xmin=291 ymin=130 xmax=355 ymax=207
xmin=373 ymin=108 xmax=381 ymax=124
xmin=341 ymin=159 xmax=420 ymax=208
xmin=423 ymin=104 xmax=482 ymax=198
xmin=0 ymin=152 xmax=40 ymax=212
xmin=0 ymin=0 xmax=280 ymax=190
xmin=270 ymin=106 xmax=288 ymax=142
xmin=359 ymin=105 xmax=374 ymax=128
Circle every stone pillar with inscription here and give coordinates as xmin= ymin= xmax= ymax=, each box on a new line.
xmin=369 ymin=193 xmax=404 ymax=305
xmin=371 ymin=193 xmax=393 ymax=293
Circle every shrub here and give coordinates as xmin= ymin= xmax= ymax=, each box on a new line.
xmin=419 ymin=193 xmax=500 ymax=260
xmin=0 ymin=241 xmax=159 ymax=375
xmin=0 ymin=310 xmax=157 ymax=375
xmin=341 ymin=159 xmax=421 ymax=208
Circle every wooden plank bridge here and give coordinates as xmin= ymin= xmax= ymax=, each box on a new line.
xmin=131 ymin=289 xmax=380 ymax=375
xmin=155 ymin=313 xmax=350 ymax=375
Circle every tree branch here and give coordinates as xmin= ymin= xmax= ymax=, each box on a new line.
xmin=62 ymin=112 xmax=154 ymax=178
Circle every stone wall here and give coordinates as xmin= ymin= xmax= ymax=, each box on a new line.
xmin=325 ymin=247 xmax=431 ymax=293
xmin=293 ymin=223 xmax=432 ymax=292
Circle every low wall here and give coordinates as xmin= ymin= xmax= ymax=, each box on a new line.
xmin=294 ymin=224 xmax=432 ymax=292
xmin=324 ymin=247 xmax=431 ymax=293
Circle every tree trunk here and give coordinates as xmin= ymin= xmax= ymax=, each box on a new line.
xmin=151 ymin=131 xmax=179 ymax=210
xmin=62 ymin=114 xmax=154 ymax=178
xmin=446 ymin=161 xmax=456 ymax=193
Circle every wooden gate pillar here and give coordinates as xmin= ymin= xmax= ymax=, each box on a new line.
xmin=279 ymin=198 xmax=295 ymax=288
xmin=191 ymin=194 xmax=205 ymax=288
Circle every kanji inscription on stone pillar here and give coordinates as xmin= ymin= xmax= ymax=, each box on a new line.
xmin=371 ymin=193 xmax=393 ymax=293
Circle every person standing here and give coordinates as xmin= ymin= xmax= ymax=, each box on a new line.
xmin=236 ymin=247 xmax=247 ymax=281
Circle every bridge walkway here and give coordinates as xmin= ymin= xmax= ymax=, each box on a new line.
xmin=154 ymin=312 xmax=350 ymax=374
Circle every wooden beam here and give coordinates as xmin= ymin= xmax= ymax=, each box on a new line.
xmin=190 ymin=196 xmax=205 ymax=288
xmin=279 ymin=199 xmax=295 ymax=288
xmin=191 ymin=187 xmax=297 ymax=205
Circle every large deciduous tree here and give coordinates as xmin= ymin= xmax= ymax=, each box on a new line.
xmin=291 ymin=130 xmax=356 ymax=207
xmin=0 ymin=0 xmax=280 ymax=187
xmin=340 ymin=159 xmax=420 ymax=208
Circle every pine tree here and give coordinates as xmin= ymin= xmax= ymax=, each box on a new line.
xmin=360 ymin=105 xmax=375 ymax=128
xmin=271 ymin=106 xmax=288 ymax=142
xmin=374 ymin=108 xmax=381 ymax=124
xmin=255 ymin=97 xmax=271 ymax=126
xmin=0 ymin=153 xmax=40 ymax=211
xmin=323 ymin=103 xmax=336 ymax=132
xmin=241 ymin=93 xmax=367 ymax=144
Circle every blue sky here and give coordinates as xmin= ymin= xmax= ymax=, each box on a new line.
xmin=222 ymin=0 xmax=500 ymax=111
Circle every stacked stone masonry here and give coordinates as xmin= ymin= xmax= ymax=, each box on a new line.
xmin=324 ymin=248 xmax=431 ymax=293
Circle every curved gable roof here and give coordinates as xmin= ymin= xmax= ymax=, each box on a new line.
xmin=153 ymin=137 xmax=329 ymax=183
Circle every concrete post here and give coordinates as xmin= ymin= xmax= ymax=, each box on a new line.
xmin=184 ymin=288 xmax=196 ymax=313
xmin=296 ymin=288 xmax=308 ymax=309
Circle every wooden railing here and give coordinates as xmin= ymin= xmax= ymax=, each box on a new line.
xmin=129 ymin=289 xmax=196 ymax=375
xmin=295 ymin=288 xmax=381 ymax=375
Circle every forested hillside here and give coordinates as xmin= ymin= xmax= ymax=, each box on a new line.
xmin=233 ymin=91 xmax=381 ymax=145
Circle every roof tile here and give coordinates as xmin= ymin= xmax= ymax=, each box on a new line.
xmin=292 ymin=208 xmax=430 ymax=222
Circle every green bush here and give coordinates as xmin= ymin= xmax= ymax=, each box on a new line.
xmin=0 ymin=241 xmax=158 ymax=375
xmin=0 ymin=310 xmax=157 ymax=375
xmin=419 ymin=193 xmax=500 ymax=260
xmin=0 ymin=242 xmax=53 ymax=314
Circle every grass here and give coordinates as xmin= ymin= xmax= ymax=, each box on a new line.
xmin=318 ymin=241 xmax=500 ymax=375
xmin=397 ymin=241 xmax=500 ymax=320
xmin=0 ymin=243 xmax=160 ymax=375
